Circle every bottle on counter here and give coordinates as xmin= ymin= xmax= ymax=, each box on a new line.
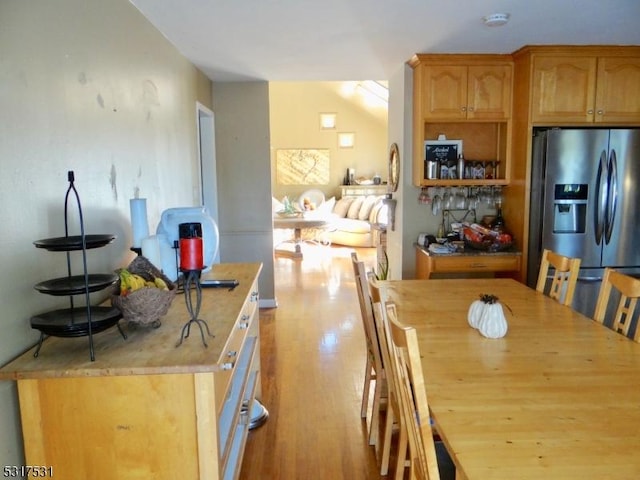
xmin=491 ymin=206 xmax=505 ymax=232
xmin=457 ymin=154 xmax=465 ymax=180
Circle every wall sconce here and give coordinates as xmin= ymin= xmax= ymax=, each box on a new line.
xmin=338 ymin=132 xmax=355 ymax=148
xmin=319 ymin=112 xmax=337 ymax=130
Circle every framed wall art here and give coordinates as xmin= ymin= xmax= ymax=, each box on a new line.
xmin=276 ymin=149 xmax=330 ymax=185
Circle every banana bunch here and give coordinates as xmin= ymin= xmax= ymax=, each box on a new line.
xmin=118 ymin=268 xmax=169 ymax=296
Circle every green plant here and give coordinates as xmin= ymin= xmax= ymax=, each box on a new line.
xmin=375 ymin=250 xmax=389 ymax=280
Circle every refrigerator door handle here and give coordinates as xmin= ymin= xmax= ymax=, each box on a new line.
xmin=577 ymin=275 xmax=604 ymax=283
xmin=605 ymin=149 xmax=618 ymax=244
xmin=594 ymin=150 xmax=608 ymax=245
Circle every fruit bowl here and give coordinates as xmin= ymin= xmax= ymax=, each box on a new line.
xmin=111 ymin=256 xmax=177 ymax=327
xmin=462 ymin=225 xmax=513 ymax=252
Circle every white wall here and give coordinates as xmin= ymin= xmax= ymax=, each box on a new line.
xmin=269 ymin=82 xmax=388 ymax=202
xmin=212 ymin=82 xmax=276 ymax=304
xmin=385 ymin=64 xmax=416 ymax=279
xmin=0 ymin=0 xmax=212 ymax=466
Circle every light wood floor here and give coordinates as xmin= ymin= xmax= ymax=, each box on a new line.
xmin=239 ymin=244 xmax=384 ymax=479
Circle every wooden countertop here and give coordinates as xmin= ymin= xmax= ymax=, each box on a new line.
xmin=0 ymin=263 xmax=262 ymax=380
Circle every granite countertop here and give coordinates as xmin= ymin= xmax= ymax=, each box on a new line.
xmin=415 ymin=243 xmax=522 ymax=257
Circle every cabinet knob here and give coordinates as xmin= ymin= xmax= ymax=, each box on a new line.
xmin=597 ymin=109 xmax=604 ymax=115
xmin=461 ymin=106 xmax=467 ymax=112
xmin=587 ymin=109 xmax=594 ymax=115
xmin=468 ymin=107 xmax=474 ymax=112
xmin=251 ymin=291 xmax=259 ymax=302
xmin=227 ymin=350 xmax=238 ymax=358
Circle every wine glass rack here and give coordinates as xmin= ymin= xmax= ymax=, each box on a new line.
xmin=31 ymin=171 xmax=126 ymax=361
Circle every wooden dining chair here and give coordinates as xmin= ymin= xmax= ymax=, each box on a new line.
xmin=384 ymin=301 xmax=445 ymax=480
xmin=536 ymin=249 xmax=581 ymax=306
xmin=350 ymin=252 xmax=386 ymax=448
xmin=369 ymin=274 xmax=407 ymax=479
xmin=593 ymin=268 xmax=640 ymax=341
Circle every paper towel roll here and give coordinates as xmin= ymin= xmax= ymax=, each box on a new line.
xmin=141 ymin=235 xmax=162 ymax=270
xmin=130 ymin=198 xmax=149 ymax=248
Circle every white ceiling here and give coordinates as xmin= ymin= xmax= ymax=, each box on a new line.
xmin=130 ymin=0 xmax=640 ymax=82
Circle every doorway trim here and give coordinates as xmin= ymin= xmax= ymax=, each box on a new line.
xmin=196 ymin=101 xmax=220 ymax=263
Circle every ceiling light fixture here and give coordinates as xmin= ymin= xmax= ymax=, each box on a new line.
xmin=482 ymin=13 xmax=510 ymax=27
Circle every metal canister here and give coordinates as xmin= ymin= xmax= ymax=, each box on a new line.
xmin=426 ymin=160 xmax=438 ymax=179
xmin=457 ymin=155 xmax=465 ymax=179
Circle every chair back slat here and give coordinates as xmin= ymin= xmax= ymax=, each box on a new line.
xmin=536 ymin=249 xmax=581 ymax=306
xmin=385 ymin=302 xmax=440 ymax=480
xmin=351 ymin=252 xmax=384 ymax=369
xmin=594 ymin=268 xmax=640 ymax=342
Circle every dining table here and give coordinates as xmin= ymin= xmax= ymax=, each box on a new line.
xmin=379 ymin=278 xmax=640 ymax=480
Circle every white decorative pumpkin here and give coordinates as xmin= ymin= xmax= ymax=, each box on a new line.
xmin=467 ymin=297 xmax=486 ymax=329
xmin=477 ymin=298 xmax=508 ymax=339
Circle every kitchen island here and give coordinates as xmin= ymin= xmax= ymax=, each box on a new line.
xmin=415 ymin=244 xmax=521 ymax=279
xmin=0 ymin=262 xmax=262 ymax=480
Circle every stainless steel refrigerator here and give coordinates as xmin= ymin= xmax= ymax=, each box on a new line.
xmin=527 ymin=128 xmax=640 ymax=320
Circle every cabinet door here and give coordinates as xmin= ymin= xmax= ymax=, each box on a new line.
xmin=467 ymin=65 xmax=512 ymax=120
xmin=422 ymin=65 xmax=468 ymax=120
xmin=531 ymin=56 xmax=597 ymax=123
xmin=595 ymin=57 xmax=640 ymax=123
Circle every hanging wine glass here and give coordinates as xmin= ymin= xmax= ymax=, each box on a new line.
xmin=418 ymin=187 xmax=431 ymax=205
xmin=443 ymin=187 xmax=452 ymax=209
xmin=432 ymin=190 xmax=442 ymax=216
xmin=493 ymin=186 xmax=503 ymax=207
xmin=468 ymin=187 xmax=479 ymax=209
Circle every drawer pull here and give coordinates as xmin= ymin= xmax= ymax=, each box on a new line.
xmin=227 ymin=350 xmax=237 ymax=358
xmin=239 ymin=410 xmax=250 ymax=426
xmin=470 ymin=263 xmax=488 ymax=268
xmin=239 ymin=315 xmax=250 ymax=329
xmin=221 ymin=361 xmax=234 ymax=370
xmin=251 ymin=291 xmax=259 ymax=302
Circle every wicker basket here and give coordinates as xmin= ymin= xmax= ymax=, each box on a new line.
xmin=111 ymin=256 xmax=177 ymax=327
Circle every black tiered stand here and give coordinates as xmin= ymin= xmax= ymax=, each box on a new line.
xmin=31 ymin=171 xmax=126 ymax=361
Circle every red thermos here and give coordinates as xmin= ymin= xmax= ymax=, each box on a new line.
xmin=179 ymin=222 xmax=203 ymax=271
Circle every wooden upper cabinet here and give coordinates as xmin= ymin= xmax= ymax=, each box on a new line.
xmin=530 ymin=52 xmax=640 ymax=124
xmin=420 ymin=62 xmax=512 ymax=120
xmin=595 ymin=57 xmax=640 ymax=123
xmin=410 ymin=55 xmax=513 ymax=187
xmin=421 ymin=64 xmax=467 ymax=120
xmin=467 ymin=65 xmax=512 ymax=120
xmin=531 ymin=56 xmax=597 ymax=123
